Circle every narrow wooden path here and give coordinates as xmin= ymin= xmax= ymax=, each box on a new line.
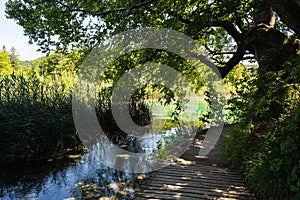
xmin=135 ymin=128 xmax=257 ymax=199
xmin=135 ymin=163 xmax=256 ymax=199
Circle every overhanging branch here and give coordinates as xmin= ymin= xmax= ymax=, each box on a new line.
xmin=48 ymin=0 xmax=156 ymax=17
xmin=123 ymin=0 xmax=157 ymax=18
xmin=212 ymin=20 xmax=243 ymax=43
xmin=170 ymin=15 xmax=248 ymax=78
xmin=218 ymin=44 xmax=247 ymax=78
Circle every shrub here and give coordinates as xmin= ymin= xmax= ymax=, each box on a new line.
xmin=223 ymin=60 xmax=300 ymax=199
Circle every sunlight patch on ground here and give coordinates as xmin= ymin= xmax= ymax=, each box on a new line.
xmin=162 ymin=184 xmax=183 ymax=190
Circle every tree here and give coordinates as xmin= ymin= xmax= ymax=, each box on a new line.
xmin=0 ymin=50 xmax=12 ymax=74
xmin=4 ymin=0 xmax=300 ymax=77
xmin=0 ymin=47 xmax=20 ymax=74
xmin=9 ymin=47 xmax=21 ymax=69
xmin=34 ymin=53 xmax=63 ymax=76
xmin=2 ymin=45 xmax=7 ymax=52
xmin=4 ymin=1 xmax=300 ymax=198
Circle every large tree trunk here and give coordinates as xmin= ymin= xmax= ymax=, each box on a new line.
xmin=268 ymin=0 xmax=300 ymax=35
xmin=249 ymin=0 xmax=300 ymax=70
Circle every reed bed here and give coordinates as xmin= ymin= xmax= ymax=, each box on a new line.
xmin=0 ymin=71 xmax=82 ymax=161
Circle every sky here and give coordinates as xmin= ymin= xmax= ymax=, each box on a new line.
xmin=0 ymin=0 xmax=45 ymax=61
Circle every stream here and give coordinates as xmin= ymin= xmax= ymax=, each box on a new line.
xmin=0 ymin=99 xmax=209 ymax=199
xmin=0 ymin=125 xmax=197 ymax=200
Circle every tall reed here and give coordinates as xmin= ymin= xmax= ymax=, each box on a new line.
xmin=0 ymin=70 xmax=151 ymax=162
xmin=0 ymin=71 xmax=82 ymax=161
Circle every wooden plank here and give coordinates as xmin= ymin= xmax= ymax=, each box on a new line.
xmin=148 ymin=174 xmax=247 ymax=186
xmin=139 ymin=187 xmax=255 ymax=199
xmin=137 ymin=189 xmax=256 ymax=200
xmin=138 ymin=190 xmax=210 ymax=199
xmin=155 ymin=170 xmax=245 ymax=182
xmin=166 ymin=165 xmax=242 ymax=177
xmin=168 ymin=163 xmax=233 ymax=171
xmin=162 ymin=165 xmax=242 ymax=176
xmin=138 ymin=175 xmax=255 ymax=198
xmin=141 ymin=181 xmax=254 ymax=195
xmin=135 ymin=162 xmax=256 ymax=199
xmin=145 ymin=179 xmax=247 ymax=191
xmin=140 ymin=182 xmax=250 ymax=194
xmin=140 ymin=185 xmax=252 ymax=198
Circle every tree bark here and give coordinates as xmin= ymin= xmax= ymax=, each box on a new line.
xmin=268 ymin=0 xmax=300 ymax=35
xmin=254 ymin=0 xmax=276 ymax=28
xmin=249 ymin=0 xmax=300 ymax=69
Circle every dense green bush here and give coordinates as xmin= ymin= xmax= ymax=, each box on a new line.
xmin=224 ymin=60 xmax=300 ymax=199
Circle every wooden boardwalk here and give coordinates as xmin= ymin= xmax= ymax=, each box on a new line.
xmin=135 ymin=163 xmax=256 ymax=199
xmin=135 ymin=128 xmax=256 ymax=200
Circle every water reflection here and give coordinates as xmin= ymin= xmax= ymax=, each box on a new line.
xmin=0 ymin=123 xmax=197 ymax=199
xmin=0 ymin=145 xmax=136 ymax=199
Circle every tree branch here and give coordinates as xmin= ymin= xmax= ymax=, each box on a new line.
xmin=212 ymin=20 xmax=243 ymax=43
xmin=169 ymin=13 xmax=244 ymax=44
xmin=254 ymin=0 xmax=276 ymax=27
xmin=122 ymin=0 xmax=157 ymax=18
xmin=218 ymin=44 xmax=247 ymax=78
xmin=48 ymin=0 xmax=156 ymax=17
xmin=165 ymin=13 xmax=249 ymax=78
xmin=210 ymin=20 xmax=248 ymax=77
